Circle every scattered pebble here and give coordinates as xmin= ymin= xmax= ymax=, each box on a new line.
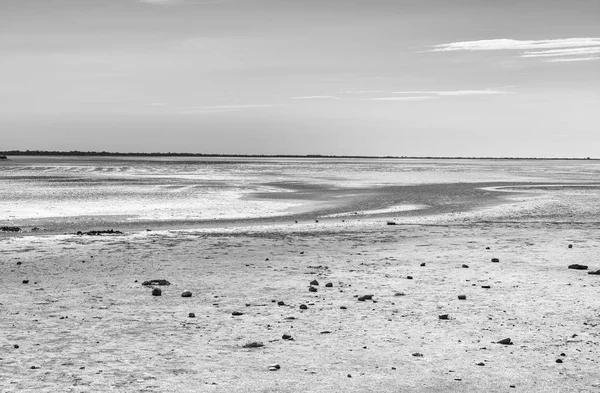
xmin=497 ymin=338 xmax=513 ymax=345
xmin=439 ymin=314 xmax=449 ymax=320
xmin=476 ymin=362 xmax=485 ymax=366
xmin=491 ymin=258 xmax=500 ymax=263
xmin=243 ymin=342 xmax=264 ymax=348
xmin=268 ymin=364 xmax=281 ymax=371
xmin=363 ymin=295 xmax=373 ymax=300
xmin=310 ymin=279 xmax=319 ymax=286
xmin=152 ymin=288 xmax=162 ymax=296
xmin=486 ymin=247 xmax=491 ymax=250
xmin=458 ymin=295 xmax=467 ymax=300
xmin=462 ymin=264 xmax=469 ymax=268
xmin=481 ymin=285 xmax=491 ymax=289
xmin=340 ymin=306 xmax=347 ymax=309
xmin=188 ymin=313 xmax=196 ymax=318
xmin=16 ymin=262 xmax=22 ymax=265
xmin=232 ymin=311 xmax=244 ymax=316
xmin=22 ymin=280 xmax=29 ymax=284
xmin=142 ymin=279 xmax=171 ymax=286
xmin=406 ymin=276 xmax=413 ymax=280
xmin=277 ymin=301 xmax=285 ymax=306
xmin=309 ymin=286 xmax=318 ymax=292
xmin=556 ymin=359 xmax=563 ymax=364
xmin=412 ymin=352 xmax=423 ymax=357
xmin=14 ymin=344 xmax=19 ymax=349
xmin=568 ymin=244 xmax=573 ymax=248
xmin=299 ymin=304 xmax=308 ymax=310
xmin=568 ymin=264 xmax=588 ymax=270
xmin=282 ymin=334 xmax=293 ymax=340
xmin=325 ymin=283 xmax=333 ymax=287
xmin=181 ymin=290 xmax=192 ymax=298
xmin=420 ymin=263 xmax=426 ymax=266
xmin=394 ymin=292 xmax=406 ymax=296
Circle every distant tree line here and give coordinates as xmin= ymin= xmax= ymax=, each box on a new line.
xmin=0 ymin=150 xmax=595 ymax=160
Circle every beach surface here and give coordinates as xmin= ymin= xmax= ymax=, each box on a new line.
xmin=1 ymin=158 xmax=600 ymax=392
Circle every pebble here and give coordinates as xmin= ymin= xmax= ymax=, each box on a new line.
xmin=340 ymin=306 xmax=347 ymax=309
xmin=481 ymin=285 xmax=491 ymax=289
xmin=462 ymin=264 xmax=469 ymax=268
xmin=299 ymin=304 xmax=308 ymax=310
xmin=16 ymin=261 xmax=22 ymax=265
xmin=497 ymin=338 xmax=513 ymax=345
xmin=232 ymin=311 xmax=244 ymax=316
xmin=277 ymin=301 xmax=285 ymax=306
xmin=588 ymin=270 xmax=600 ymax=275
xmin=406 ymin=276 xmax=413 ymax=280
xmin=363 ymin=294 xmax=373 ymax=300
xmin=22 ymin=280 xmax=29 ymax=284
xmin=412 ymin=352 xmax=423 ymax=357
xmin=309 ymin=286 xmax=318 ymax=292
xmin=325 ymin=283 xmax=333 ymax=287
xmin=188 ymin=313 xmax=196 ymax=318
xmin=420 ymin=263 xmax=426 ymax=267
xmin=568 ymin=264 xmax=588 ymax=270
xmin=282 ymin=334 xmax=293 ymax=340
xmin=268 ymin=364 xmax=281 ymax=371
xmin=486 ymin=247 xmax=491 ymax=250
xmin=152 ymin=288 xmax=162 ymax=296
xmin=458 ymin=295 xmax=467 ymax=300
xmin=568 ymin=244 xmax=573 ymax=248
xmin=357 ymin=296 xmax=366 ymax=301
xmin=438 ymin=314 xmax=449 ymax=320
xmin=181 ymin=290 xmax=192 ymax=298
xmin=491 ymin=258 xmax=500 ymax=263
xmin=310 ymin=280 xmax=319 ymax=286
xmin=556 ymin=359 xmax=563 ymax=363
xmin=14 ymin=344 xmax=19 ymax=349
xmin=476 ymin=362 xmax=485 ymax=366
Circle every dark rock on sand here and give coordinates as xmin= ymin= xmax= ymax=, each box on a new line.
xmin=556 ymin=359 xmax=563 ymax=363
xmin=325 ymin=283 xmax=333 ymax=287
xmin=181 ymin=290 xmax=192 ymax=297
xmin=486 ymin=247 xmax=491 ymax=250
xmin=299 ymin=304 xmax=308 ymax=310
xmin=491 ymin=258 xmax=500 ymax=263
xmin=363 ymin=295 xmax=373 ymax=300
xmin=188 ymin=313 xmax=196 ymax=318
xmin=458 ymin=295 xmax=467 ymax=300
xmin=282 ymin=334 xmax=293 ymax=340
xmin=588 ymin=270 xmax=600 ymax=275
xmin=439 ymin=314 xmax=450 ymax=320
xmin=16 ymin=261 xmax=22 ymax=265
xmin=412 ymin=352 xmax=423 ymax=357
xmin=22 ymin=280 xmax=29 ymax=284
xmin=482 ymin=285 xmax=491 ymax=289
xmin=309 ymin=286 xmax=318 ymax=292
xmin=568 ymin=264 xmax=588 ymax=270
xmin=243 ymin=342 xmax=264 ymax=348
xmin=340 ymin=306 xmax=347 ymax=309
xmin=420 ymin=263 xmax=426 ymax=267
xmin=1 ymin=226 xmax=21 ymax=232
xmin=76 ymin=229 xmax=123 ymax=236
xmin=497 ymin=338 xmax=513 ymax=345
xmin=152 ymin=288 xmax=162 ymax=296
xmin=406 ymin=276 xmax=413 ymax=279
xmin=268 ymin=364 xmax=281 ymax=371
xmin=568 ymin=244 xmax=573 ymax=248
xmin=476 ymin=362 xmax=485 ymax=366
xmin=142 ymin=279 xmax=171 ymax=286
xmin=310 ymin=280 xmax=319 ymax=286
xmin=357 ymin=296 xmax=366 ymax=301
xmin=277 ymin=301 xmax=285 ymax=306
xmin=462 ymin=264 xmax=469 ymax=268
xmin=232 ymin=311 xmax=244 ymax=316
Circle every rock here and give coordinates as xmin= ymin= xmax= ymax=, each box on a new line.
xmin=142 ymin=279 xmax=171 ymax=286
xmin=347 ymin=374 xmax=352 ymax=378
xmin=462 ymin=264 xmax=469 ymax=268
xmin=458 ymin=295 xmax=467 ymax=300
xmin=556 ymin=359 xmax=563 ymax=363
xmin=386 ymin=221 xmax=397 ymax=225
xmin=394 ymin=292 xmax=406 ymax=296
xmin=486 ymin=247 xmax=490 ymax=250
xmin=282 ymin=334 xmax=293 ymax=340
xmin=363 ymin=294 xmax=373 ymax=300
xmin=152 ymin=288 xmax=162 ymax=296
xmin=299 ymin=304 xmax=308 ymax=310
xmin=14 ymin=344 xmax=19 ymax=349
xmin=310 ymin=280 xmax=319 ymax=286
xmin=438 ymin=314 xmax=449 ymax=320
xmin=568 ymin=264 xmax=588 ymax=270
xmin=277 ymin=301 xmax=285 ymax=306
xmin=481 ymin=285 xmax=491 ymax=289
xmin=568 ymin=244 xmax=573 ymax=248
xmin=309 ymin=286 xmax=318 ymax=292
xmin=268 ymin=364 xmax=281 ymax=371
xmin=412 ymin=352 xmax=423 ymax=357
xmin=325 ymin=283 xmax=333 ymax=287
xmin=243 ymin=342 xmax=264 ymax=348
xmin=22 ymin=280 xmax=29 ymax=284
xmin=497 ymin=338 xmax=513 ymax=345
xmin=16 ymin=261 xmax=22 ymax=265
xmin=0 ymin=226 xmax=21 ymax=232
xmin=476 ymin=362 xmax=485 ymax=366
xmin=181 ymin=290 xmax=192 ymax=297
xmin=188 ymin=313 xmax=196 ymax=318
xmin=340 ymin=306 xmax=347 ymax=309
xmin=420 ymin=263 xmax=426 ymax=266
xmin=406 ymin=276 xmax=413 ymax=280
xmin=357 ymin=296 xmax=366 ymax=301
xmin=588 ymin=270 xmax=600 ymax=275
xmin=232 ymin=311 xmax=244 ymax=316
xmin=491 ymin=258 xmax=500 ymax=263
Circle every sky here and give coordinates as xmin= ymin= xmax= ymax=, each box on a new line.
xmin=1 ymin=0 xmax=599 ymax=157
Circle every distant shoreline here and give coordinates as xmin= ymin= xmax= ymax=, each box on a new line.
xmin=0 ymin=150 xmax=596 ymax=160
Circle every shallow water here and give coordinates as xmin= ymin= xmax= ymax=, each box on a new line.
xmin=1 ymin=156 xmax=599 ymax=231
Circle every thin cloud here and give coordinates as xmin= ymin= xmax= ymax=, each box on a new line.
xmin=392 ymin=90 xmax=510 ymax=96
xmin=429 ymin=37 xmax=600 ymax=63
xmin=544 ymin=56 xmax=600 ymax=63
xmin=178 ymin=104 xmax=277 ymax=114
xmin=430 ymin=38 xmax=600 ymax=52
xmin=140 ymin=0 xmax=223 ymax=5
xmin=365 ymin=96 xmax=438 ymax=101
xmin=291 ymin=95 xmax=339 ymax=100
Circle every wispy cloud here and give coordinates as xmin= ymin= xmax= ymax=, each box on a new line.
xmin=544 ymin=56 xmax=600 ymax=63
xmin=140 ymin=0 xmax=222 ymax=5
xmin=178 ymin=104 xmax=277 ymax=114
xmin=291 ymin=95 xmax=339 ymax=100
xmin=430 ymin=37 xmax=600 ymax=63
xmin=365 ymin=96 xmax=438 ymax=101
xmin=392 ymin=89 xmax=510 ymax=96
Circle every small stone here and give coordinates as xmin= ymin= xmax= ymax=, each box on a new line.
xmin=420 ymin=263 xmax=426 ymax=267
xmin=486 ymin=247 xmax=491 ymax=250
xmin=406 ymin=276 xmax=413 ymax=280
xmin=142 ymin=279 xmax=171 ymax=286
xmin=476 ymin=362 xmax=485 ymax=366
xmin=282 ymin=334 xmax=293 ymax=340
xmin=14 ymin=344 xmax=19 ymax=349
xmin=310 ymin=279 xmax=319 ymax=286
xmin=309 ymin=286 xmax=318 ymax=292
xmin=587 ymin=269 xmax=600 ymax=275
xmin=363 ymin=294 xmax=373 ymax=300
xmin=394 ymin=292 xmax=406 ymax=296
xmin=357 ymin=296 xmax=366 ymax=301
xmin=152 ymin=288 xmax=162 ymax=296
xmin=265 ymin=258 xmax=269 ymax=261
xmin=568 ymin=244 xmax=573 ymax=248
xmin=277 ymin=301 xmax=285 ymax=306
xmin=491 ymin=258 xmax=500 ymax=263
xmin=243 ymin=342 xmax=264 ymax=348
xmin=510 ymin=385 xmax=516 ymax=388
xmin=438 ymin=314 xmax=449 ymax=320
xmin=556 ymin=359 xmax=563 ymax=363
xmin=325 ymin=283 xmax=333 ymax=287
xmin=340 ymin=306 xmax=347 ymax=309
xmin=16 ymin=261 xmax=22 ymax=265
xmin=347 ymin=374 xmax=352 ymax=378
xmin=481 ymin=285 xmax=491 ymax=289
xmin=30 ymin=366 xmax=39 ymax=369
xmin=299 ymin=304 xmax=308 ymax=310
xmin=462 ymin=264 xmax=469 ymax=268
xmin=497 ymin=338 xmax=512 ymax=345
xmin=232 ymin=311 xmax=244 ymax=316
xmin=188 ymin=313 xmax=196 ymax=318
xmin=22 ymin=280 xmax=29 ymax=284
xmin=268 ymin=364 xmax=281 ymax=371
xmin=181 ymin=290 xmax=192 ymax=297
xmin=412 ymin=352 xmax=423 ymax=357
xmin=568 ymin=264 xmax=588 ymax=270
xmin=560 ymin=353 xmax=566 ymax=357
xmin=458 ymin=295 xmax=467 ymax=300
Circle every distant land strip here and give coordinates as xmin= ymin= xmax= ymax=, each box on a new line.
xmin=0 ymin=150 xmax=596 ymax=160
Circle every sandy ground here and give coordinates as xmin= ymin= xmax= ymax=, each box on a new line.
xmin=1 ymin=190 xmax=600 ymax=392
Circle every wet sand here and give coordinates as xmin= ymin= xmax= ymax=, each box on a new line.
xmin=2 ymin=183 xmax=600 ymax=392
